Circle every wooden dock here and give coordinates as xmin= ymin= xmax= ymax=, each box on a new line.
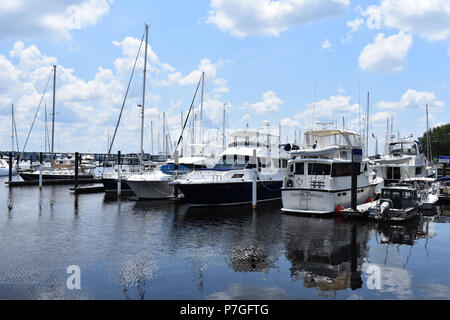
xmin=341 ymin=201 xmax=378 ymax=219
xmin=5 ymin=178 xmax=101 ymax=187
xmin=71 ymin=185 xmax=105 ymax=194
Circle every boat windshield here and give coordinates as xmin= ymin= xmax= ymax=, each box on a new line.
xmin=213 ymin=155 xmax=249 ymax=169
xmin=389 ymin=142 xmax=417 ymax=156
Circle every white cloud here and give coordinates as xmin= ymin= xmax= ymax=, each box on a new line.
xmin=281 ymin=118 xmax=301 ymax=128
xmin=243 ymin=91 xmax=283 ymax=115
xmin=206 ymin=0 xmax=349 ymax=38
xmin=321 ymin=39 xmax=332 ymax=51
xmin=0 ymin=0 xmax=113 ymax=40
xmin=359 ymin=32 xmax=413 ymax=73
xmin=0 ymin=39 xmax=231 ymax=153
xmin=337 ymin=86 xmax=346 ymax=93
xmin=361 ymin=0 xmax=450 ymax=42
xmin=377 ymin=89 xmax=445 ymax=110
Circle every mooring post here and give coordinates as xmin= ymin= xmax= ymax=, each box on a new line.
xmin=351 ymin=148 xmax=362 ymax=211
xmin=39 ymin=152 xmax=43 ymax=190
xmin=74 ymin=152 xmax=79 ymax=190
xmin=8 ymin=152 xmax=13 ymax=183
xmin=351 ymin=162 xmax=358 ymax=210
xmin=117 ymin=150 xmax=121 ymax=199
xmin=252 ymin=149 xmax=257 ymax=209
xmin=173 ymin=150 xmax=179 ymax=198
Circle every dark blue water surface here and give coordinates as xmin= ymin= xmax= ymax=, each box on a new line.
xmin=0 ymin=176 xmax=449 ymax=300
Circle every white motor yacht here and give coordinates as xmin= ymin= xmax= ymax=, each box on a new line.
xmin=171 ymin=122 xmax=290 ymax=206
xmin=281 ymin=128 xmax=383 ymax=215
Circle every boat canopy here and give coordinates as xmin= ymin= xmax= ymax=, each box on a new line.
xmin=304 ymin=129 xmax=361 ymax=150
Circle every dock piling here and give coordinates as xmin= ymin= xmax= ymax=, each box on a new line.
xmin=8 ymin=152 xmax=12 ymax=182
xmin=74 ymin=152 xmax=79 ymax=190
xmin=39 ymin=152 xmax=43 ymax=189
xmin=252 ymin=149 xmax=257 ymax=209
xmin=117 ymin=150 xmax=121 ymax=199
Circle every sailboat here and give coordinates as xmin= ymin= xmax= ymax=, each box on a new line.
xmin=125 ymin=68 xmax=211 ymax=199
xmin=19 ymin=65 xmax=95 ymax=181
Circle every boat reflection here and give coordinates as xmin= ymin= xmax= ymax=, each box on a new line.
xmin=374 ymin=216 xmax=434 ymax=246
xmin=434 ymin=205 xmax=450 ymax=223
xmin=283 ymin=215 xmax=370 ymax=293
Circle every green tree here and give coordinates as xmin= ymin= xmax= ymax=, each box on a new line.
xmin=418 ymin=123 xmax=450 ymax=162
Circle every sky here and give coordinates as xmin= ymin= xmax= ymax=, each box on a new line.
xmin=0 ymin=0 xmax=448 ymax=156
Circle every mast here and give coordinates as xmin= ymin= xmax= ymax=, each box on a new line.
xmin=45 ymin=103 xmax=48 ymax=153
xmin=223 ymin=103 xmax=227 ymax=151
xmin=366 ymin=92 xmax=369 ymax=157
xmin=426 ymin=104 xmax=432 ymax=161
xmin=180 ymin=111 xmax=183 ymax=156
xmin=163 ymin=112 xmax=166 ymax=155
xmin=150 ymin=121 xmax=153 ymax=155
xmin=200 ymin=71 xmax=204 ymax=147
xmin=51 ymin=65 xmax=56 ymax=161
xmin=140 ymin=24 xmax=149 ymax=167
xmin=11 ymin=104 xmax=14 ymax=152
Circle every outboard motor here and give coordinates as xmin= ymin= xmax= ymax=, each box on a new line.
xmin=380 ymin=200 xmax=392 ymax=214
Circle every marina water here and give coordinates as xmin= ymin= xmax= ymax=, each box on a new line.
xmin=0 ymin=175 xmax=449 ymax=299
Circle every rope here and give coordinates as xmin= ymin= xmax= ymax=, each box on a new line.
xmin=260 ymin=181 xmax=280 ymax=192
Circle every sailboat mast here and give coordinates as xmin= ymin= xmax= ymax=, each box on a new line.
xmin=426 ymin=104 xmax=431 ymax=161
xmin=366 ymin=92 xmax=369 ymax=157
xmin=140 ymin=24 xmax=149 ymax=167
xmin=222 ymin=103 xmax=226 ymax=151
xmin=51 ymin=65 xmax=56 ymax=160
xmin=11 ymin=104 xmax=14 ymax=152
xmin=163 ymin=112 xmax=166 ymax=155
xmin=200 ymin=71 xmax=204 ymax=149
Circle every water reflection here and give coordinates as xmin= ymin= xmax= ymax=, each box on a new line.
xmin=434 ymin=205 xmax=450 ymax=223
xmin=374 ymin=217 xmax=433 ymax=246
xmin=283 ymin=215 xmax=369 ymax=294
xmin=0 ymin=176 xmax=449 ymax=299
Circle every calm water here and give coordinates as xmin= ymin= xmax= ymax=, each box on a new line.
xmin=0 ymin=176 xmax=449 ymax=300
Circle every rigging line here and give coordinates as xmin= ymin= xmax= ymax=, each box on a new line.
xmin=174 ymin=75 xmax=203 ymax=155
xmin=103 ymin=28 xmax=146 ymax=173
xmin=18 ymin=67 xmax=53 ymax=162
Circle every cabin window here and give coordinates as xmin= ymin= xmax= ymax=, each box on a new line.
xmin=415 ymin=167 xmax=422 ymax=175
xmin=331 ymin=163 xmax=352 ymax=177
xmin=387 ymin=167 xmax=401 ymax=180
xmin=308 ymin=163 xmax=331 ymax=175
xmin=295 ymin=163 xmax=304 ymax=175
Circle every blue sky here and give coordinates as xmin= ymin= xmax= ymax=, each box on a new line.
xmin=0 ymin=0 xmax=448 ymax=155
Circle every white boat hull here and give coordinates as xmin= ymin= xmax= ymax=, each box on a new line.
xmin=0 ymin=167 xmax=17 ymax=176
xmin=281 ymin=184 xmax=378 ymax=214
xmin=126 ymin=180 xmax=173 ymax=199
